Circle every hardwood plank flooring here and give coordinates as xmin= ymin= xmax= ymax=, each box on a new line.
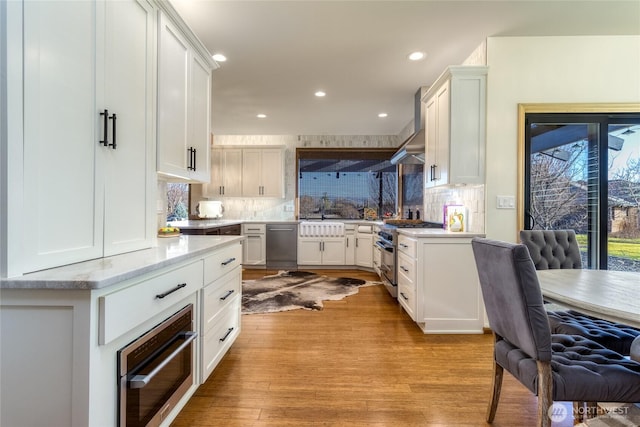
xmin=171 ymin=269 xmax=575 ymax=426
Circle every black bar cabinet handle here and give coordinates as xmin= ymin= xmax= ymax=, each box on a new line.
xmin=219 ymin=327 xmax=234 ymax=342
xmin=221 ymin=257 xmax=236 ymax=266
xmin=155 ymin=283 xmax=187 ymax=299
xmin=192 ymin=148 xmax=196 ymax=171
xmin=99 ymin=109 xmax=109 ymax=146
xmin=109 ymin=113 xmax=117 ymax=149
xmin=400 ymin=292 xmax=409 ymax=301
xmin=220 ymin=290 xmax=235 ymax=301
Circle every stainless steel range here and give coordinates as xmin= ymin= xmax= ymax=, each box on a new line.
xmin=376 ymin=221 xmax=443 ymax=298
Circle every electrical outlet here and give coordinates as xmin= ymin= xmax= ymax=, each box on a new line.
xmin=496 ymin=195 xmax=515 ymax=209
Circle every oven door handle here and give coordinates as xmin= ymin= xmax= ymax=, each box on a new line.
xmin=375 ymin=241 xmax=393 ymax=251
xmin=128 ymin=331 xmax=198 ymax=389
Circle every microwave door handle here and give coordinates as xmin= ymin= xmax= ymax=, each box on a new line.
xmin=128 ymin=331 xmax=198 ymax=389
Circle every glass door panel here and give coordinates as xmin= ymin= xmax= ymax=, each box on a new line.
xmin=607 ymin=124 xmax=640 ymax=272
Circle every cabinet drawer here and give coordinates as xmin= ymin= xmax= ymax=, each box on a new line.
xmin=202 ymin=295 xmax=241 ymax=381
xmin=397 ymin=251 xmax=416 ymax=282
xmin=397 ymin=282 xmax=416 ymax=321
xmin=203 ymin=267 xmax=241 ymax=333
xmin=397 ymin=236 xmax=416 ymax=257
xmin=99 ymin=260 xmax=203 ymax=344
xmin=242 ymin=223 xmax=265 ymax=234
xmin=204 ymin=242 xmax=242 ymax=285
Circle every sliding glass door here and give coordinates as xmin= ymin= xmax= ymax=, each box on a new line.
xmin=524 ymin=113 xmax=640 ymax=271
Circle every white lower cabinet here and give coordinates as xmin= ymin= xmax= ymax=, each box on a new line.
xmin=0 ymin=239 xmax=243 ymax=427
xmin=242 ymin=223 xmax=266 ymax=266
xmin=201 ymin=264 xmax=241 ymax=382
xmin=355 ymin=232 xmax=373 ymax=268
xmin=397 ymin=236 xmax=417 ymax=320
xmin=298 ymin=238 xmax=346 ymax=265
xmin=397 ymin=234 xmax=484 ymax=334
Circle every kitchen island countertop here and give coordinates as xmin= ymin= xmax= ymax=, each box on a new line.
xmin=0 ymin=235 xmax=244 ymax=290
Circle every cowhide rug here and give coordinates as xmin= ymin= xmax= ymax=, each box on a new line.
xmin=242 ymin=270 xmax=379 ymax=314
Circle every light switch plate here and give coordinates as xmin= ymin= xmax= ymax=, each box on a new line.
xmin=496 ymin=195 xmax=516 ymax=209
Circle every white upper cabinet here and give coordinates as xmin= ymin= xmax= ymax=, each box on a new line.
xmin=242 ymin=148 xmax=285 ymax=198
xmin=204 ymin=148 xmax=243 ymax=197
xmin=424 ymin=66 xmax=487 ymax=188
xmin=5 ymin=0 xmax=156 ymax=276
xmin=157 ymin=9 xmax=214 ymax=182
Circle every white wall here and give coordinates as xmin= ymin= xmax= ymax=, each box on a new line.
xmin=485 ymin=35 xmax=640 ymax=242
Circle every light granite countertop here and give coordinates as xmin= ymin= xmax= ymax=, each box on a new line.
xmin=169 ymin=219 xmax=383 ymax=229
xmin=397 ymin=228 xmax=485 ymax=238
xmin=0 ymin=235 xmax=244 ymax=290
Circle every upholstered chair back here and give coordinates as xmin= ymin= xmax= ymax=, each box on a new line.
xmin=519 ymin=230 xmax=582 ymax=270
xmin=471 ymin=238 xmax=552 ymax=361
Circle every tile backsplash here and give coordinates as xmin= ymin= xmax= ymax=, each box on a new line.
xmin=424 ymin=185 xmax=485 ymax=233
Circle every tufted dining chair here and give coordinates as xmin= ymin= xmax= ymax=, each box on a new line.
xmin=471 ymin=237 xmax=640 ymax=427
xmin=519 ymin=229 xmax=640 ymax=355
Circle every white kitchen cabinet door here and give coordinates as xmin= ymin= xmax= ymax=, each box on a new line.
xmin=242 ymin=148 xmax=284 ymax=197
xmin=320 ymin=240 xmax=346 ymax=265
xmin=355 ymin=234 xmax=373 ymax=268
xmin=423 ymin=66 xmax=487 ymax=188
xmin=259 ymin=149 xmax=284 ymax=197
xmin=157 ymin=12 xmax=212 ymax=183
xmin=297 ymin=239 xmax=323 ymax=265
xmin=242 ymin=223 xmax=266 ymax=266
xmin=102 ymin=0 xmax=156 ymax=256
xmin=13 ymin=0 xmax=156 ymax=275
xmin=345 ymin=233 xmax=355 ymax=265
xmin=187 ymin=53 xmax=211 ymax=183
xmin=21 ymin=0 xmax=103 ymax=273
xmin=157 ymin=13 xmax=190 ymax=179
xmin=205 ymin=148 xmax=242 ymax=197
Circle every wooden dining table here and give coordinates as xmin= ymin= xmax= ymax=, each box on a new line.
xmin=536 ymin=269 xmax=640 ymax=328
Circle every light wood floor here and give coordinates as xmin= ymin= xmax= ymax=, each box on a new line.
xmin=171 ymin=269 xmax=575 ymax=426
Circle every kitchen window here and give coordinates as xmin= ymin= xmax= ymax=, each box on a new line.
xmin=521 ymin=108 xmax=640 ymax=271
xmin=297 ymin=148 xmax=397 ymax=220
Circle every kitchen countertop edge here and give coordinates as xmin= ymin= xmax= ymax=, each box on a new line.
xmin=397 ymin=229 xmax=486 ymax=238
xmin=0 ymin=235 xmax=245 ymax=290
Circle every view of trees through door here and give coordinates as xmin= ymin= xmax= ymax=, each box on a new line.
xmin=524 ymin=113 xmax=640 ymax=271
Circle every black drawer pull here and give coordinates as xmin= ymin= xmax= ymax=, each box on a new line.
xmin=155 ymin=283 xmax=187 ymax=299
xmin=400 ymin=266 xmax=409 ymax=273
xmin=220 ymin=289 xmax=235 ymax=301
xmin=400 ymin=292 xmax=409 ymax=301
xmin=221 ymin=257 xmax=236 ymax=266
xmin=219 ymin=327 xmax=234 ymax=342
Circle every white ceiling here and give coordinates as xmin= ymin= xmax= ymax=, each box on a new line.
xmin=170 ymin=0 xmax=640 ymax=136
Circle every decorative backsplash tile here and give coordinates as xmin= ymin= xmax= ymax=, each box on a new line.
xmin=424 ymin=185 xmax=485 ymax=233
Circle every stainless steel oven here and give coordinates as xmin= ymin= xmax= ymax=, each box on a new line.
xmin=118 ymin=304 xmax=197 ymax=427
xmin=376 ymin=230 xmax=397 ymax=298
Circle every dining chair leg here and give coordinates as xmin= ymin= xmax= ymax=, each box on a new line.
xmin=487 ymin=359 xmax=503 ymax=422
xmin=574 ymin=401 xmax=585 ymax=422
xmin=536 ymin=361 xmax=553 ymax=427
xmin=586 ymin=402 xmax=598 ymax=419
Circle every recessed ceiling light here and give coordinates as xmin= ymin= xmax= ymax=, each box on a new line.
xmin=315 ymin=91 xmax=326 ymax=97
xmin=408 ymin=51 xmax=426 ymax=61
xmin=212 ymin=53 xmax=227 ymax=62
xmin=256 ymin=114 xmax=267 ymax=119
xmin=378 ymin=113 xmax=388 ymax=118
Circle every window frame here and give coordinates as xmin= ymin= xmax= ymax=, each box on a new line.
xmin=517 ymin=103 xmax=640 ymax=269
xmin=295 ymin=148 xmax=397 ymax=220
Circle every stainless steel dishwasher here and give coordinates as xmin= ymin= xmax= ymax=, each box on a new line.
xmin=266 ymin=223 xmax=298 ymax=269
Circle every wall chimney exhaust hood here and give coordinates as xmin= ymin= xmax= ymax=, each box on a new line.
xmin=391 ymin=87 xmax=426 ymax=165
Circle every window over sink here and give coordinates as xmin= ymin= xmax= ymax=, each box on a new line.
xmin=297 ymin=148 xmax=397 ymax=220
